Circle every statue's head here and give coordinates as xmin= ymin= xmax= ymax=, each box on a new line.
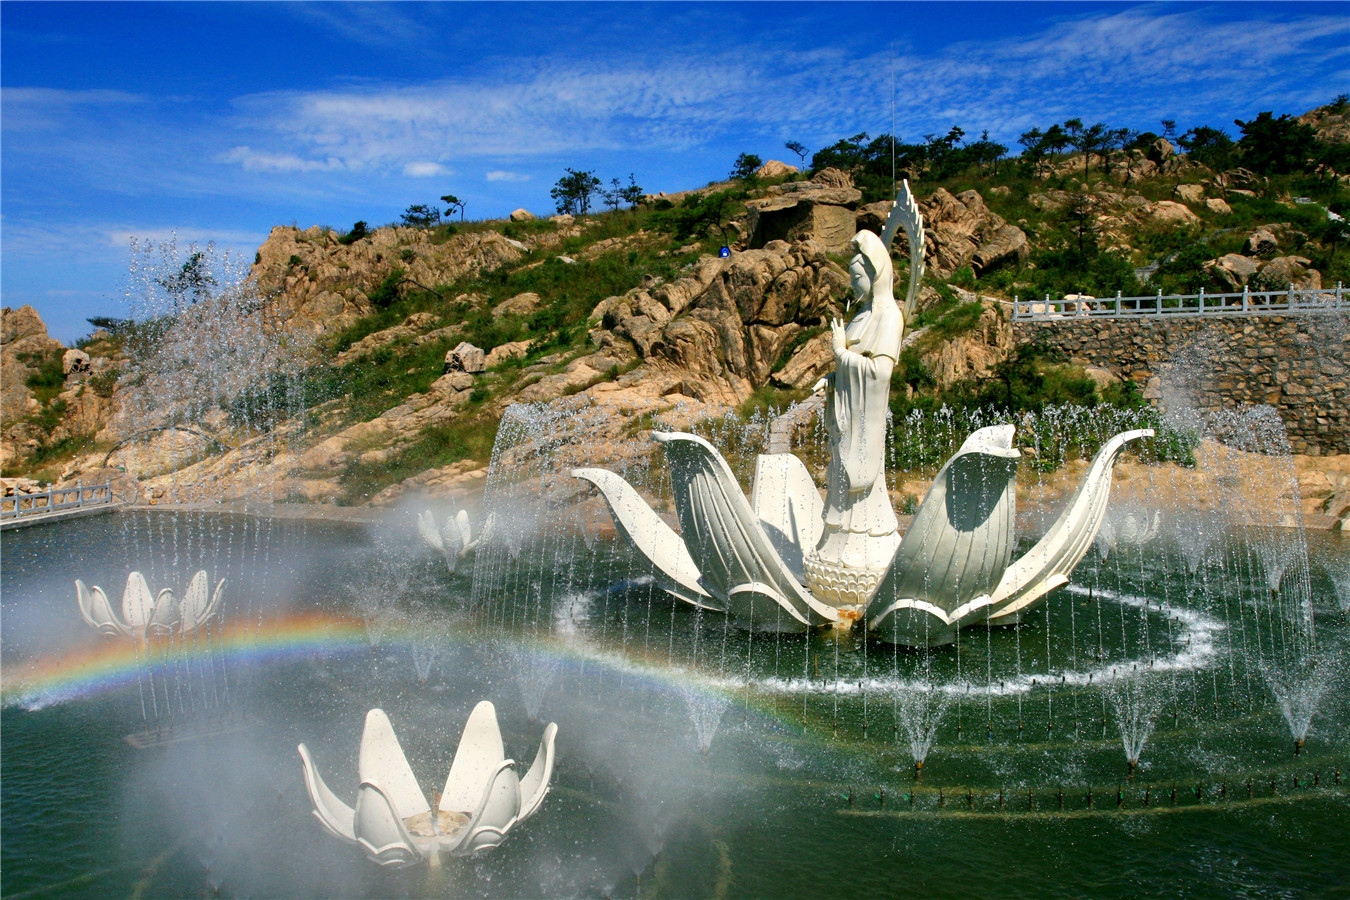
xmin=848 ymin=230 xmax=894 ymax=309
xmin=845 ymin=230 xmax=901 ymax=358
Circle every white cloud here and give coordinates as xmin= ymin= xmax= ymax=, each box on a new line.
xmin=219 ymin=146 xmax=345 ymax=174
xmin=485 ymin=170 xmax=530 ymax=182
xmin=1 ymin=87 xmax=148 ymax=132
xmin=217 ymin=6 xmax=1346 ymax=175
xmin=403 ymin=161 xmax=448 ymax=177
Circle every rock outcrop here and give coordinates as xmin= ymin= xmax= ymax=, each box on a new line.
xmin=587 ymin=239 xmax=848 ymax=404
xmin=744 ymin=168 xmax=862 ymax=253
xmin=251 ymin=225 xmax=546 ymax=334
xmin=920 ymin=189 xmax=1029 ymax=277
xmin=2 ymin=306 xmax=65 ymax=424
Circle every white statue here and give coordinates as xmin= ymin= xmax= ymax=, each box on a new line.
xmin=804 ymin=228 xmax=905 ymax=606
xmin=573 ymin=182 xmax=1151 ymax=645
xmin=298 ymin=702 xmax=557 ymax=866
xmin=76 ymin=570 xmax=223 ymax=642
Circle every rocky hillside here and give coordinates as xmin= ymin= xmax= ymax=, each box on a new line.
xmin=3 ymin=102 xmax=1347 ymax=514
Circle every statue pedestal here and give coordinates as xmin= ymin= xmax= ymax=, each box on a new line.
xmin=804 ymin=547 xmax=892 ymax=611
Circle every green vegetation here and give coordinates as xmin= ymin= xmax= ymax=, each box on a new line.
xmin=336 ymin=418 xmax=499 ymax=505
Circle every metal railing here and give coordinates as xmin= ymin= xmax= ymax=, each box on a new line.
xmin=1012 ymin=283 xmax=1347 ymax=321
xmin=0 ymin=479 xmax=114 ymax=520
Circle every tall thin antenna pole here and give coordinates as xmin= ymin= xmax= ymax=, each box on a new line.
xmin=890 ymin=42 xmax=896 ymax=189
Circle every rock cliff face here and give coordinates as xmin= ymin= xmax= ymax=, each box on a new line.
xmin=250 ymin=224 xmax=579 ymax=334
xmin=1 ymin=306 xmax=64 ymax=423
xmin=589 ymin=239 xmax=848 ymax=404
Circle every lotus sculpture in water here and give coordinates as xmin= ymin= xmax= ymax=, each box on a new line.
xmin=574 ymin=182 xmax=1150 ymax=646
xmin=418 ymin=508 xmax=493 ymax=574
xmin=298 ymin=702 xmax=557 ymax=867
xmin=76 ymin=570 xmax=223 ymax=641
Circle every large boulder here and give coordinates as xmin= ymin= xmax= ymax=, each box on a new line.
xmin=744 ymin=169 xmax=862 ymax=253
xmin=920 ymin=188 xmax=1028 ymax=277
xmin=1141 ymin=200 xmax=1201 ymax=226
xmin=1205 ymin=253 xmax=1261 ymax=291
xmin=1243 ymin=228 xmax=1280 ymax=257
xmin=1254 ymin=256 xmax=1321 ymax=291
xmin=753 ymin=160 xmax=799 ymax=179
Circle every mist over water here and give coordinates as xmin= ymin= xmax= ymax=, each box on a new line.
xmin=5 ymin=265 xmax=1350 ymax=896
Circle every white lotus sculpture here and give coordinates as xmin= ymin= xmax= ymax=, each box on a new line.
xmin=76 ymin=570 xmax=223 ymax=641
xmin=298 ymin=702 xmax=557 ymax=867
xmin=1094 ymin=505 xmax=1163 ymax=560
xmin=418 ymin=509 xmax=493 ymax=574
xmin=573 ymin=181 xmax=1151 ymax=646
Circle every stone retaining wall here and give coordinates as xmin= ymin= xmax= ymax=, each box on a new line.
xmin=1013 ymin=312 xmax=1350 ymax=455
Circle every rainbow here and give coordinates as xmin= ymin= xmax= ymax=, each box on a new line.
xmin=1 ymin=599 xmax=785 ymax=719
xmin=1 ymin=611 xmax=369 ymax=710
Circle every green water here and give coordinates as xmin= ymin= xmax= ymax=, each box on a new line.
xmin=3 ymin=512 xmax=1348 ymax=898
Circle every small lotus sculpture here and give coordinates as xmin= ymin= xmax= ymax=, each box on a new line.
xmin=573 ymin=182 xmax=1151 ymax=646
xmin=76 ymin=570 xmax=223 ymax=641
xmin=1094 ymin=505 xmax=1163 ymax=560
xmin=418 ymin=509 xmax=493 ymax=574
xmin=298 ymin=702 xmax=557 ymax=867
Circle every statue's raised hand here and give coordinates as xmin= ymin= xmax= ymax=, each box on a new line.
xmin=830 ymin=318 xmax=848 ymax=356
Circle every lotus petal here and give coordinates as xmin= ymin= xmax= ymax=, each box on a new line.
xmin=121 ymin=572 xmax=157 ymax=635
xmin=440 ymin=701 xmax=506 ymax=815
xmin=76 ymin=580 xmax=129 ymax=637
xmin=751 ymin=453 xmax=823 ymax=582
xmin=571 ymin=466 xmax=718 ymax=611
xmin=297 ymin=743 xmax=356 ymax=842
xmin=354 ymin=782 xmax=424 ymax=867
xmin=455 ymin=509 xmax=473 ymax=549
xmin=867 ymin=425 xmax=1020 ymax=645
xmin=417 ymin=510 xmax=443 ymax=553
xmin=652 ymin=432 xmax=839 ymax=630
xmin=987 ymin=429 xmax=1152 ymax=624
xmin=358 ymin=709 xmax=430 ymax=821
xmin=146 ymin=588 xmax=180 ymax=636
xmin=517 ymin=721 xmax=557 ymax=822
xmin=458 ymin=760 xmax=521 ymax=855
xmin=1118 ymin=508 xmax=1162 ymax=545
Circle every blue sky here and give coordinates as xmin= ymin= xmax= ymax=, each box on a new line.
xmin=3 ymin=2 xmax=1346 ymax=344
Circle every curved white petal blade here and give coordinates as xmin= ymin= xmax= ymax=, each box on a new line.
xmin=751 ymin=453 xmax=823 ymax=582
xmin=455 ymin=509 xmax=472 ymax=550
xmin=867 ymin=594 xmax=995 ymax=646
xmin=866 ymin=425 xmax=1020 ymax=643
xmin=454 ymin=760 xmax=521 ymax=856
xmin=440 ymin=516 xmax=463 ymax=574
xmin=358 ymin=709 xmax=430 ymax=821
xmin=202 ymin=578 xmax=226 ymax=627
xmin=146 ymin=588 xmax=180 ymax=636
xmin=354 ymin=782 xmax=424 ymax=867
xmin=297 ymin=743 xmax=357 ymax=842
xmin=77 ymin=580 xmax=130 ymax=637
xmin=1095 ymin=519 xmax=1117 ymax=560
xmin=571 ymin=466 xmax=719 ymax=611
xmin=121 ymin=572 xmax=156 ymax=636
xmin=440 ymin=701 xmax=506 ymax=815
xmin=516 ymin=721 xmax=557 ymax=822
xmin=988 ymin=429 xmax=1153 ymax=623
xmin=177 ymin=571 xmax=210 ymax=632
xmin=653 ymin=432 xmax=839 ymax=628
xmin=417 ymin=511 xmax=444 ymax=553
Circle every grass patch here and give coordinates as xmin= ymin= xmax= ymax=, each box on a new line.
xmin=336 ymin=417 xmax=499 ymax=505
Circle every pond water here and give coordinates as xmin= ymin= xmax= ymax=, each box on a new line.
xmin=3 ymin=510 xmax=1348 ymax=899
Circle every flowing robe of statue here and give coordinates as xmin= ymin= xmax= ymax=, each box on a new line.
xmin=804 ymin=230 xmax=904 ymax=607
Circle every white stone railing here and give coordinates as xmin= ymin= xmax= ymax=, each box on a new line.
xmin=0 ymin=479 xmax=115 ymax=521
xmin=1012 ymin=284 xmax=1347 ymax=321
